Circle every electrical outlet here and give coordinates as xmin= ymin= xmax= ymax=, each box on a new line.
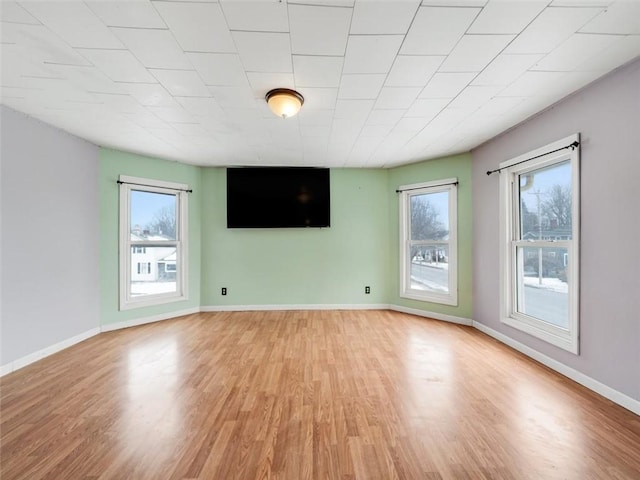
xmin=365 ymin=286 xmax=370 ymax=294
xmin=221 ymin=287 xmax=227 ymax=296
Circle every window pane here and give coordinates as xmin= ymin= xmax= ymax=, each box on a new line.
xmin=130 ymin=246 xmax=178 ymax=297
xmin=410 ymin=244 xmax=449 ymax=293
xmin=410 ymin=191 xmax=449 ymax=241
xmin=519 ymin=161 xmax=571 ymax=240
xmin=131 ymin=190 xmax=177 ymax=240
xmin=516 ymin=246 xmax=569 ymax=329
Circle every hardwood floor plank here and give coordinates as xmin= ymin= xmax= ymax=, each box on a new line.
xmin=1 ymin=310 xmax=639 ymax=479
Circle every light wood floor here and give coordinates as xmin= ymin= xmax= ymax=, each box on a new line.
xmin=1 ymin=310 xmax=639 ymax=480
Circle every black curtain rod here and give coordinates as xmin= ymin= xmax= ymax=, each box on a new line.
xmin=396 ymin=181 xmax=458 ymax=193
xmin=486 ymin=141 xmax=579 ymax=176
xmin=117 ymin=180 xmax=193 ymax=193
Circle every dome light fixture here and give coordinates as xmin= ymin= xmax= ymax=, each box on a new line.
xmin=265 ymin=88 xmax=304 ymax=119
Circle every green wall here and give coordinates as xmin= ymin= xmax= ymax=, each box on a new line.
xmin=387 ymin=153 xmax=473 ymax=319
xmin=99 ymin=148 xmax=472 ymax=324
xmin=200 ymin=168 xmax=390 ymax=306
xmin=99 ymin=149 xmax=201 ymax=325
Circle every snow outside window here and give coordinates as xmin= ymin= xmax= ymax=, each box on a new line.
xmin=119 ymin=175 xmax=189 ymax=310
xmin=499 ymin=135 xmax=580 ymax=354
xmin=399 ymin=179 xmax=458 ymax=306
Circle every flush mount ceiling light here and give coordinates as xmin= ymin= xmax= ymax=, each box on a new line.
xmin=265 ymin=88 xmax=304 ymax=119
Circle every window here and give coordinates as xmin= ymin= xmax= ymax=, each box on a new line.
xmin=399 ymin=178 xmax=457 ymax=306
xmin=119 ymin=175 xmax=189 ymax=310
xmin=499 ymin=135 xmax=580 ymax=353
xmin=136 ymin=262 xmax=151 ymax=275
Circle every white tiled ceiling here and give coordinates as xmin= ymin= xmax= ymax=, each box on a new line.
xmin=1 ymin=0 xmax=639 ymax=168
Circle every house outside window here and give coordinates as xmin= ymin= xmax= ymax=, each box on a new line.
xmin=119 ymin=175 xmax=189 ymax=310
xmin=399 ymin=178 xmax=458 ymax=306
xmin=499 ymin=135 xmax=580 ymax=353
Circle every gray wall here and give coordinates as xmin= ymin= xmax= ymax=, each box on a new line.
xmin=472 ymin=58 xmax=640 ymax=402
xmin=1 ymin=106 xmax=100 ymax=366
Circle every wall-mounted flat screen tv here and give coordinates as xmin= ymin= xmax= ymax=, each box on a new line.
xmin=226 ymin=167 xmax=330 ymax=228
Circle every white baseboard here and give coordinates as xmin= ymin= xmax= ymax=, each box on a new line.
xmin=201 ymin=303 xmax=389 ymax=312
xmin=0 ymin=327 xmax=100 ymax=377
xmin=389 ymin=304 xmax=473 ymax=326
xmin=100 ymin=307 xmax=200 ymax=332
xmin=473 ymin=321 xmax=640 ymax=416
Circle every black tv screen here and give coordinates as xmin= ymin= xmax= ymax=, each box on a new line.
xmin=226 ymin=167 xmax=330 ymax=228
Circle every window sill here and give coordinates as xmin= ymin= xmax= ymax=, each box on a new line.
xmin=120 ymin=293 xmax=188 ymax=311
xmin=501 ymin=315 xmax=578 ymax=354
xmin=401 ymin=291 xmax=458 ymax=307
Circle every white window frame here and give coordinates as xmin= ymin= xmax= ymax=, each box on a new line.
xmin=499 ymin=134 xmax=580 ymax=354
xmin=119 ymin=175 xmax=189 ymax=310
xmin=399 ymin=178 xmax=458 ymax=306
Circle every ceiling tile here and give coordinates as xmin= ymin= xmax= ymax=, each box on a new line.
xmin=147 ymin=105 xmax=194 ymax=123
xmin=347 ymin=136 xmax=385 ymax=166
xmin=419 ymin=72 xmax=476 ymax=98
xmin=366 ymin=109 xmax=406 ymax=126
xmin=360 ymin=124 xmax=394 ymax=137
xmin=246 ymin=72 xmax=295 ymax=98
xmin=334 ymin=99 xmax=375 ymax=121
xmin=1 ymin=1 xmax=40 ymax=24
xmin=175 ymin=97 xmax=225 ymax=118
xmin=297 ymin=88 xmax=338 ymax=110
xmin=44 ymin=63 xmax=125 ymax=95
xmin=338 ymin=74 xmax=386 ymax=99
xmin=77 ymin=49 xmax=157 ymax=83
xmin=215 ymin=108 xmax=262 ymax=126
xmin=122 ymin=110 xmax=169 ymax=129
xmin=186 ymin=53 xmax=247 ymax=87
xmin=233 ymin=32 xmax=292 ymax=73
xmin=343 ymin=35 xmax=403 ymax=74
xmin=20 ymin=2 xmax=124 ymax=49
xmin=149 ymin=69 xmax=211 ymax=97
xmin=579 ymin=2 xmax=640 ymax=34
xmin=473 ymin=96 xmax=525 ymax=117
xmin=289 ymin=5 xmax=352 ymax=55
xmin=374 ymin=87 xmax=421 ymax=109
xmin=90 ymin=92 xmax=142 ymax=114
xmin=531 ymin=33 xmax=622 ymax=72
xmin=220 ymin=1 xmax=289 ymax=32
xmin=576 ymin=35 xmax=640 ymax=72
xmin=472 ymin=54 xmax=543 ymax=86
xmin=421 ymin=1 xmax=487 ymax=5
xmin=208 ymin=85 xmax=257 ymax=109
xmin=448 ymin=85 xmax=502 ymax=109
xmin=468 ymin=1 xmax=547 ymax=34
xmin=153 ymin=2 xmax=235 ymax=53
xmin=111 ymin=28 xmax=192 ymax=70
xmin=87 ymin=1 xmax=166 ymax=29
xmin=550 ymin=0 xmax=612 ymax=5
xmin=497 ymin=71 xmax=568 ymax=97
xmin=293 ymin=56 xmax=343 ymax=88
xmin=1 ymin=49 xmax=62 ymax=89
xmin=300 ymin=125 xmax=332 ymax=138
xmin=1 ymin=23 xmax=91 ymax=66
xmin=386 ymin=55 xmax=444 ymax=87
xmin=290 ymin=0 xmax=354 ymax=5
xmin=439 ymin=35 xmax=514 ymax=72
xmin=298 ymin=109 xmax=334 ymax=127
xmin=505 ymin=7 xmax=603 ymax=54
xmin=404 ymin=98 xmax=449 ymax=118
xmin=401 ymin=7 xmax=480 ymax=55
xmin=350 ymin=1 xmax=420 ymax=34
